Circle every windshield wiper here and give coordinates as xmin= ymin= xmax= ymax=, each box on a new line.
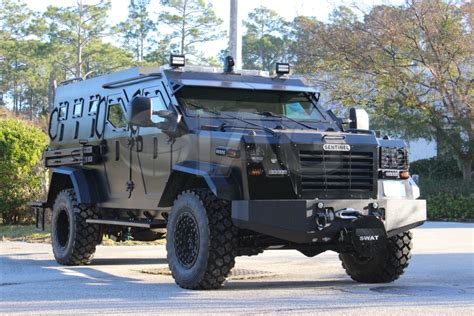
xmin=186 ymin=102 xmax=277 ymax=137
xmin=254 ymin=111 xmax=319 ymax=131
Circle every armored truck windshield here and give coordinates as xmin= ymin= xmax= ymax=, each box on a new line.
xmin=176 ymin=87 xmax=326 ymax=121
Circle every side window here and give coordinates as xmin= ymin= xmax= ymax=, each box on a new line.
xmin=72 ymin=98 xmax=84 ymax=118
xmin=89 ymin=96 xmax=100 ymax=115
xmin=108 ymin=103 xmax=127 ymax=129
xmin=58 ymin=102 xmax=69 ymax=120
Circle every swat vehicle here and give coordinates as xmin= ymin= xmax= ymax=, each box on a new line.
xmin=40 ymin=55 xmax=426 ymax=289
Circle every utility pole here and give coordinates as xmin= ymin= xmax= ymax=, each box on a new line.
xmin=229 ymin=0 xmax=242 ymax=70
xmin=76 ymin=0 xmax=83 ymax=78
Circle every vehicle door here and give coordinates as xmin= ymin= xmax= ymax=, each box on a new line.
xmin=102 ymin=93 xmax=131 ymax=204
xmin=136 ymin=85 xmax=172 ymax=201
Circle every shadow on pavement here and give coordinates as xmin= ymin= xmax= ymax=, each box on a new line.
xmin=418 ymin=221 xmax=474 ymax=229
xmin=91 ymin=257 xmax=168 ymax=265
xmin=1 ymin=250 xmax=473 ymax=314
xmin=1 ymin=251 xmax=472 ymax=290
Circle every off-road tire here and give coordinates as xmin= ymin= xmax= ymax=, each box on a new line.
xmin=166 ymin=189 xmax=238 ymax=290
xmin=339 ymin=231 xmax=413 ymax=283
xmin=51 ymin=189 xmax=101 ymax=265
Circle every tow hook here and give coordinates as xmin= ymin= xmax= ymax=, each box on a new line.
xmin=335 ymin=208 xmax=363 ymax=220
xmin=315 ymin=208 xmax=335 ymax=230
xmin=315 ymin=207 xmax=363 ymax=230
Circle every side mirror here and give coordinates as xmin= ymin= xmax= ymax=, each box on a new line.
xmin=349 ymin=108 xmax=369 ymax=130
xmin=327 ymin=109 xmax=350 ymax=126
xmin=155 ymin=110 xmax=178 ymax=132
xmin=126 ymin=97 xmax=182 ymax=137
xmin=126 ymin=97 xmax=154 ymax=127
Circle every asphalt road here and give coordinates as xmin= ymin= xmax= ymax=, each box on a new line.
xmin=1 ymin=221 xmax=473 ymax=315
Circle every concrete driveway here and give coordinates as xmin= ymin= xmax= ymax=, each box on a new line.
xmin=1 ymin=221 xmax=473 ymax=315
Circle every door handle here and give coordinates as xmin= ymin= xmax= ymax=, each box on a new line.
xmin=136 ymin=136 xmax=143 ymax=152
xmin=153 ymin=137 xmax=158 ymax=159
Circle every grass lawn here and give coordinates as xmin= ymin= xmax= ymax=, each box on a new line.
xmin=0 ymin=224 xmax=165 ymax=245
xmin=0 ymin=225 xmax=50 ymax=243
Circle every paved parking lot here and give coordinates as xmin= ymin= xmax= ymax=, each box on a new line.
xmin=1 ymin=221 xmax=473 ymax=315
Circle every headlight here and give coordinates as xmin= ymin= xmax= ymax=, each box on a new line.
xmin=248 ymin=146 xmax=265 ymax=163
xmin=380 ymin=147 xmax=408 ymax=170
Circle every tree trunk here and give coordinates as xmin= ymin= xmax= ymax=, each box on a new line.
xmin=29 ymin=91 xmax=33 ymax=120
xmin=180 ymin=0 xmax=187 ymax=55
xmin=181 ymin=24 xmax=185 ymax=55
xmin=13 ymin=82 xmax=17 ymax=114
xmin=47 ymin=72 xmax=56 ymax=112
xmin=136 ymin=39 xmax=140 ymax=62
xmin=461 ymin=157 xmax=472 ymax=181
xmin=4 ymin=211 xmax=11 ymax=225
xmin=140 ymin=36 xmax=144 ymax=62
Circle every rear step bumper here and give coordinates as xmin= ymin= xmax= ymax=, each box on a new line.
xmin=231 ymin=198 xmax=426 ymax=244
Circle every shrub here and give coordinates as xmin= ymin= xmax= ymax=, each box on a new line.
xmin=410 ymin=157 xmax=473 ymax=220
xmin=416 ymin=177 xmax=473 ymax=220
xmin=417 ymin=178 xmax=473 ymax=198
xmin=0 ymin=118 xmax=48 ymax=224
xmin=410 ymin=157 xmax=463 ymax=179
xmin=426 ymin=193 xmax=474 ymax=220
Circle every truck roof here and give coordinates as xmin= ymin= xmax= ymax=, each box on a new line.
xmin=163 ymin=68 xmax=316 ymax=93
xmin=53 ymin=66 xmax=317 ymax=107
xmin=56 ymin=66 xmax=161 ymax=92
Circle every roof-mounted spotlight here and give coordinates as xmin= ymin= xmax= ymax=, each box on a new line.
xmin=224 ymin=56 xmax=235 ymax=73
xmin=169 ymin=54 xmax=185 ymax=68
xmin=276 ymin=63 xmax=290 ymax=76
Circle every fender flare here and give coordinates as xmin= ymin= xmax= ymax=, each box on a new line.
xmin=159 ymin=161 xmax=242 ymax=207
xmin=46 ymin=166 xmax=107 ymax=207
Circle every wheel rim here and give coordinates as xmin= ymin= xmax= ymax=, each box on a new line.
xmin=56 ymin=209 xmax=70 ymax=248
xmin=174 ymin=211 xmax=200 ymax=269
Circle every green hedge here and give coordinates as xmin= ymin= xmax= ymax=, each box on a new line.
xmin=410 ymin=157 xmax=462 ymax=179
xmin=410 ymin=157 xmax=472 ymax=220
xmin=0 ymin=118 xmax=48 ymax=224
xmin=417 ymin=178 xmax=473 ymax=197
xmin=426 ymin=192 xmax=474 ymax=220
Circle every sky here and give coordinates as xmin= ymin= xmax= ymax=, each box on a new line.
xmin=24 ymin=0 xmax=403 ymax=59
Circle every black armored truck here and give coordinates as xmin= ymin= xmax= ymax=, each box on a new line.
xmin=41 ymin=55 xmax=426 ymax=289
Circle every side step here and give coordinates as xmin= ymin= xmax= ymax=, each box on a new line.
xmin=28 ymin=201 xmax=47 ymax=231
xmin=86 ymin=218 xmax=166 ymax=229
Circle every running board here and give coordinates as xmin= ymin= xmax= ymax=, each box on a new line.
xmin=86 ymin=218 xmax=166 ymax=229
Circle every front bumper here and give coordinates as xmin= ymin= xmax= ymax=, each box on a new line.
xmin=231 ymin=198 xmax=426 ymax=244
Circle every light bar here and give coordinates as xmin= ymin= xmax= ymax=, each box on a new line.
xmin=276 ymin=63 xmax=290 ymax=75
xmin=169 ymin=54 xmax=185 ymax=68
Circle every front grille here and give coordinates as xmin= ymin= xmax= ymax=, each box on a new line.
xmin=299 ymin=149 xmax=375 ymax=198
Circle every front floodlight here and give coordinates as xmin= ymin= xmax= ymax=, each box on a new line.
xmin=169 ymin=54 xmax=185 ymax=68
xmin=276 ymin=63 xmax=290 ymax=76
